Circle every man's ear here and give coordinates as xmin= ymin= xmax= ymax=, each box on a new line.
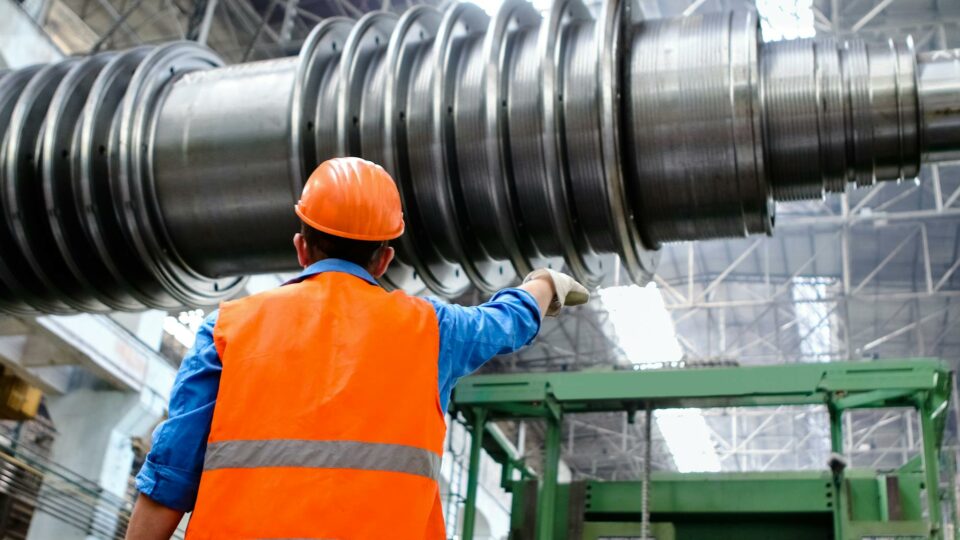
xmin=293 ymin=233 xmax=311 ymax=268
xmin=370 ymin=245 xmax=395 ymax=279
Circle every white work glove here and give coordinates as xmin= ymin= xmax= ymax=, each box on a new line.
xmin=522 ymin=268 xmax=590 ymax=317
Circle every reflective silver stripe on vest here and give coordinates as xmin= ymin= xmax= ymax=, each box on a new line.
xmin=203 ymin=439 xmax=441 ymax=482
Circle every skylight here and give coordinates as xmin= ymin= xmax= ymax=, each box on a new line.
xmin=755 ymin=0 xmax=816 ymax=41
xmin=655 ymin=408 xmax=723 ymax=472
xmin=163 ymin=309 xmax=205 ymax=349
xmin=597 ymin=283 xmax=683 ymax=367
xmin=599 ymin=283 xmax=721 ymax=472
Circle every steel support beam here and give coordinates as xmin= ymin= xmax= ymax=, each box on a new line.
xmin=460 ymin=408 xmax=486 ymax=540
xmin=454 ymin=360 xmax=953 ymax=540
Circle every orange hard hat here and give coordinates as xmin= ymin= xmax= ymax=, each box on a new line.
xmin=295 ymin=157 xmax=404 ymax=241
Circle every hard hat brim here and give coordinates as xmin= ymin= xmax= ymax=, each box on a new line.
xmin=295 ymin=204 xmax=404 ymax=241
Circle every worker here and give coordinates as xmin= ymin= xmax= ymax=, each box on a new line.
xmin=125 ymin=157 xmax=588 ymax=539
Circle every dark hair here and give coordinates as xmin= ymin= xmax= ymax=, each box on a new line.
xmin=300 ymin=222 xmax=386 ymax=268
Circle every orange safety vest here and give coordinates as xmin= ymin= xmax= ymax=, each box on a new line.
xmin=186 ymin=271 xmax=447 ymax=539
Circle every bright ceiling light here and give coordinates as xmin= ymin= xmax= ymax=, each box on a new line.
xmin=599 ymin=283 xmax=722 ymax=472
xmin=597 ymin=283 xmax=683 ymax=366
xmin=163 ymin=309 xmax=205 ymax=349
xmin=655 ymin=409 xmax=722 ymax=472
xmin=472 ymin=0 xmax=504 ymax=15
xmin=472 ymin=0 xmax=551 ymax=16
xmin=756 ymin=0 xmax=816 ymax=42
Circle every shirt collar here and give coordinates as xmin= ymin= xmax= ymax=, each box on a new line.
xmin=283 ymin=258 xmax=379 ymax=287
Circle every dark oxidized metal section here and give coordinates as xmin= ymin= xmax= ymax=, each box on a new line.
xmin=0 ymin=0 xmax=957 ymax=313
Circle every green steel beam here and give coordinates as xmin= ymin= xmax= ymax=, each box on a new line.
xmin=828 ymin=405 xmax=848 ymax=540
xmin=583 ymin=473 xmax=836 ymax=514
xmin=451 ymin=360 xmax=954 ymax=540
xmin=453 ymin=359 xmax=950 ymax=418
xmin=461 ymin=407 xmax=486 ymax=540
xmin=921 ymin=398 xmax=945 ymax=539
xmin=946 ymin=452 xmax=960 ymax=540
xmin=566 ymin=471 xmax=925 ymax=517
xmin=536 ymin=415 xmax=562 ymax=540
xmin=482 ymin=422 xmax=535 ymax=482
xmin=582 ymin=522 xmax=676 ymax=539
xmin=507 ymin=471 xmax=929 ymax=540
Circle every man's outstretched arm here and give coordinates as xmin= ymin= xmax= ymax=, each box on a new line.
xmin=126 ymin=312 xmax=223 ymax=539
xmin=126 ymin=494 xmax=184 ymax=540
xmin=430 ymin=268 xmax=589 ymax=412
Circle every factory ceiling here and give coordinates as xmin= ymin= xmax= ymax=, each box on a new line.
xmin=19 ymin=0 xmax=960 ymax=480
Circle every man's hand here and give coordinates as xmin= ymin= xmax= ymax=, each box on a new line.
xmin=521 ymin=269 xmax=590 ymax=317
xmin=125 ymin=493 xmax=184 ymax=540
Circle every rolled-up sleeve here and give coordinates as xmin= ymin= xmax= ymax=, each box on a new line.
xmin=135 ymin=311 xmax=221 ymax=512
xmin=428 ymin=288 xmax=541 ymax=412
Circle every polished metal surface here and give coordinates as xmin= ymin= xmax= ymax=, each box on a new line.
xmin=627 ymin=11 xmax=769 ymax=244
xmin=0 ymin=65 xmax=46 ymax=315
xmin=4 ymin=60 xmax=81 ymax=314
xmin=115 ymin=43 xmax=245 ymax=308
xmin=0 ymin=0 xmax=958 ymax=313
xmin=919 ymin=49 xmax=960 ymax=162
xmin=42 ymin=53 xmax=124 ymax=312
xmin=152 ymin=57 xmax=302 ymax=279
xmin=76 ymin=46 xmax=178 ymax=310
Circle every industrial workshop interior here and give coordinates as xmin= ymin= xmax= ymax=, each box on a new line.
xmin=0 ymin=0 xmax=958 ymax=537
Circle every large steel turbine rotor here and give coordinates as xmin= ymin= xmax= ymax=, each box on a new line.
xmin=0 ymin=0 xmax=958 ymax=313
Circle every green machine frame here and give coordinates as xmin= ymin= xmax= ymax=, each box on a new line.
xmin=450 ymin=359 xmax=954 ymax=540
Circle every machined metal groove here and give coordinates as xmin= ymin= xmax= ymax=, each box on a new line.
xmin=337 ymin=11 xmax=397 ymax=157
xmin=380 ymin=6 xmax=445 ymax=294
xmin=727 ymin=10 xmax=768 ymax=239
xmin=406 ymin=2 xmax=482 ymax=296
xmin=76 ymin=47 xmax=174 ymax=309
xmin=598 ymin=0 xmax=658 ymax=282
xmin=292 ymin=19 xmax=351 ymax=184
xmin=761 ymin=36 xmax=921 ymax=200
xmin=761 ymin=38 xmax=822 ymax=200
xmin=814 ymin=38 xmax=846 ymax=193
xmin=454 ymin=0 xmax=534 ymax=291
xmin=397 ymin=5 xmax=471 ymax=297
xmin=626 ymin=11 xmax=772 ymax=243
xmin=428 ymin=3 xmax=494 ymax=292
xmin=0 ymin=66 xmax=47 ymax=315
xmin=597 ymin=0 xmax=660 ymax=283
xmin=842 ymin=39 xmax=873 ymax=188
xmin=499 ymin=0 xmax=557 ymax=275
xmin=535 ymin=0 xmax=603 ymax=287
xmin=896 ymin=38 xmax=921 ymax=182
xmin=918 ymin=48 xmax=960 ymax=162
xmin=0 ymin=0 xmax=956 ymax=313
xmin=313 ymin=31 xmax=343 ymax=174
xmin=4 ymin=60 xmax=82 ymax=313
xmin=41 ymin=52 xmax=132 ymax=312
xmin=116 ymin=42 xmax=245 ymax=308
xmin=561 ymin=16 xmax=612 ymax=260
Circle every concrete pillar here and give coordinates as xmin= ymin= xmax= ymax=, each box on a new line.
xmin=25 ymin=343 xmax=172 ymax=540
xmin=26 ymin=386 xmax=167 ymax=540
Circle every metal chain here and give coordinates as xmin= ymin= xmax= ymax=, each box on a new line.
xmin=641 ymin=406 xmax=652 ymax=539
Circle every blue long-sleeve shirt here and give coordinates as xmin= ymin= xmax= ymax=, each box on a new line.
xmin=136 ymin=258 xmax=541 ymax=512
